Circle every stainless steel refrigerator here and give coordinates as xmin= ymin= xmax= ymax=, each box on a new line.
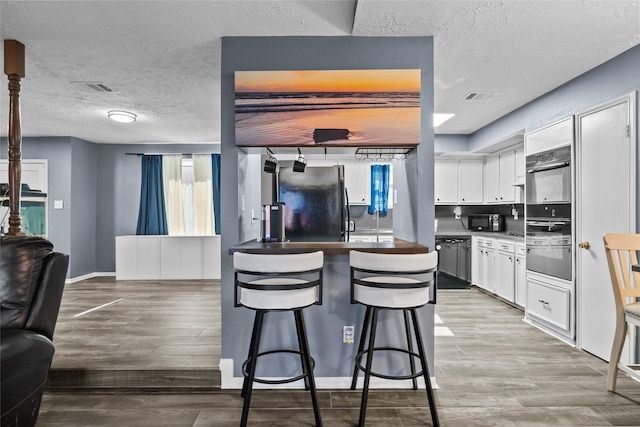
xmin=278 ymin=165 xmax=349 ymax=242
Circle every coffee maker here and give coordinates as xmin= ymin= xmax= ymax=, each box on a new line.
xmin=261 ymin=203 xmax=285 ymax=242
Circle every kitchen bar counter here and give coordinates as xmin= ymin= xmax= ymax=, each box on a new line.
xmin=229 ymin=238 xmax=429 ymax=255
xmin=223 ymin=237 xmax=435 ymax=388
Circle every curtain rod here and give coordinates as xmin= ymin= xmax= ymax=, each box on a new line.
xmin=125 ymin=153 xmax=219 ymax=156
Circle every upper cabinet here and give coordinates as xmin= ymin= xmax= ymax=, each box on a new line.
xmin=458 ymin=160 xmax=484 ymax=203
xmin=435 ymin=159 xmax=483 ymax=204
xmin=484 ymin=150 xmax=519 ymax=204
xmin=434 ymin=160 xmax=458 ymax=204
xmin=515 ymin=146 xmax=525 ymax=185
xmin=344 ymin=162 xmax=371 ymax=205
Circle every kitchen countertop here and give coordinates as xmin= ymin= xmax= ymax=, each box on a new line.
xmin=229 ymin=238 xmax=429 ymax=255
xmin=436 ymin=231 xmax=525 ymax=242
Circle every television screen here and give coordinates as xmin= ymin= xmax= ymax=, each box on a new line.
xmin=234 ymin=69 xmax=420 ymax=147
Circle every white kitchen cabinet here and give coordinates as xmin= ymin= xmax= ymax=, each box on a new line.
xmin=344 ymin=162 xmax=371 ymax=205
xmin=473 ymin=237 xmax=495 ymax=292
xmin=515 ymin=147 xmax=525 ymax=184
xmin=527 ymin=274 xmax=571 ymax=334
xmin=495 ymin=240 xmax=515 ymax=302
xmin=515 ymin=243 xmax=526 ymax=307
xmin=485 ymin=151 xmax=517 ymax=203
xmin=434 ymin=160 xmax=458 ymax=204
xmin=499 ymin=151 xmax=517 ymax=202
xmin=116 ymin=236 xmax=221 ymax=280
xmin=435 ymin=159 xmax=483 ymax=204
xmin=472 ymin=236 xmax=485 ymax=289
xmin=484 ymin=156 xmax=500 ymax=203
xmin=458 ymin=160 xmax=484 ymax=203
xmin=484 ymin=240 xmax=496 ymax=293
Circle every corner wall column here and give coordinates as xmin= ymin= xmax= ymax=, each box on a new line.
xmin=4 ymin=39 xmax=25 ymax=236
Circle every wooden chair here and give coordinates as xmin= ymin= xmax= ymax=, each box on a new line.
xmin=603 ymin=233 xmax=640 ymax=392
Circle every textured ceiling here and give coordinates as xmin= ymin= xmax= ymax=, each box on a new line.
xmin=0 ymin=0 xmax=638 ymax=145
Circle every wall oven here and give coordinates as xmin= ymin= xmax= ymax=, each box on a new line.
xmin=526 ymin=144 xmax=573 ymax=281
xmin=526 ymin=209 xmax=572 ymax=281
xmin=526 ymin=145 xmax=571 ymax=205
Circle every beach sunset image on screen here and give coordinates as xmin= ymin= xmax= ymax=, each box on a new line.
xmin=234 ymin=69 xmax=420 ymax=147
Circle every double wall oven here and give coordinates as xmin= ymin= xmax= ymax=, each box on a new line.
xmin=525 ymin=145 xmax=573 ymax=281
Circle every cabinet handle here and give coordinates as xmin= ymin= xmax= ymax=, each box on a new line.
xmin=538 ymin=299 xmax=550 ymax=306
xmin=509 ymin=257 xmax=513 ymax=261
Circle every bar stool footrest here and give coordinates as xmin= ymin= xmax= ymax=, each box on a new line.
xmin=242 ymin=349 xmax=316 ymax=385
xmin=355 ymin=347 xmax=424 ymax=381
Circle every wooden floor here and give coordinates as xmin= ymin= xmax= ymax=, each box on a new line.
xmin=36 ymin=278 xmax=640 ymax=426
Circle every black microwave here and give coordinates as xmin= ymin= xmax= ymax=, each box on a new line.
xmin=468 ymin=214 xmax=505 ymax=232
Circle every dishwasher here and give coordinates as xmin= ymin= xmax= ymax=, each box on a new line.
xmin=435 ymin=236 xmax=471 ymax=288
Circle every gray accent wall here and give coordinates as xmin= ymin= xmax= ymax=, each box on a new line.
xmin=1 ymin=137 xmax=219 ymax=277
xmin=70 ymin=138 xmax=98 ymax=277
xmin=220 ymin=36 xmax=435 ymax=378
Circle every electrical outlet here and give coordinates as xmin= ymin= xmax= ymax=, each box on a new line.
xmin=343 ymin=325 xmax=354 ymax=344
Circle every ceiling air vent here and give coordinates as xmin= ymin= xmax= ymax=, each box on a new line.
xmin=463 ymin=91 xmax=497 ymax=101
xmin=70 ymin=81 xmax=113 ymax=92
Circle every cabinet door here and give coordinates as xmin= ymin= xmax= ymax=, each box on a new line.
xmin=434 ymin=160 xmax=458 ymax=204
xmin=499 ymin=151 xmax=516 ymax=202
xmin=496 ymin=251 xmax=515 ymax=302
xmin=439 ymin=242 xmax=458 ymax=276
xmin=515 ymin=147 xmax=525 ymax=184
xmin=458 ymin=160 xmax=483 ymax=203
xmin=475 ymin=247 xmax=485 ymax=289
xmin=515 ymin=254 xmax=526 ymax=307
xmin=484 ymin=248 xmax=495 ymax=293
xmin=484 ymin=156 xmax=500 ymax=203
xmin=344 ymin=162 xmax=370 ymax=205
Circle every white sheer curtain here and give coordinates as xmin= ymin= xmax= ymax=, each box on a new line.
xmin=192 ymin=154 xmax=215 ymax=236
xmin=162 ymin=155 xmax=186 ymax=236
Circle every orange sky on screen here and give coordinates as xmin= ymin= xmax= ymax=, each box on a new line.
xmin=235 ymin=69 xmax=420 ymax=93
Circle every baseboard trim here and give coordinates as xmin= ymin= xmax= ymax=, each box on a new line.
xmin=66 ymin=272 xmax=116 ymax=284
xmin=219 ymin=358 xmax=438 ymax=390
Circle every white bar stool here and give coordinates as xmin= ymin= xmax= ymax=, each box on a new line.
xmin=349 ymin=250 xmax=439 ymax=427
xmin=233 ymin=251 xmax=324 ymax=427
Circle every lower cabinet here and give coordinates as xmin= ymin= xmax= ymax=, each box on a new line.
xmin=515 ymin=243 xmax=526 ymax=307
xmin=525 ymin=271 xmax=574 ymax=342
xmin=495 ymin=240 xmax=515 ymax=302
xmin=472 ymin=235 xmax=523 ymax=305
xmin=116 ymin=235 xmax=221 ymax=280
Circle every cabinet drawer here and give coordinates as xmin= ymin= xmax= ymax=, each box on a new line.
xmin=497 ymin=240 xmax=515 ymax=252
xmin=484 ymin=239 xmax=495 ymax=249
xmin=527 ymin=280 xmax=570 ymax=331
xmin=516 ymin=243 xmax=526 ymax=256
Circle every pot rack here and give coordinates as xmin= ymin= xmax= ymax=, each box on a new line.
xmin=354 ymin=147 xmax=414 ymax=161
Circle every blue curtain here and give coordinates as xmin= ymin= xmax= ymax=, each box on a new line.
xmin=136 ymin=155 xmax=168 ymax=235
xmin=368 ymin=164 xmax=390 ymax=216
xmin=211 ymin=154 xmax=221 ymax=235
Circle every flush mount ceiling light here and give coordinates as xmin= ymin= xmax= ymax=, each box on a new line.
xmin=434 ymin=113 xmax=455 ymax=128
xmin=108 ymin=110 xmax=137 ymax=123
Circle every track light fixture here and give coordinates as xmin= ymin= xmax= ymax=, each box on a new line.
xmin=293 ymin=148 xmax=306 ymax=172
xmin=264 ymin=148 xmax=278 ymax=173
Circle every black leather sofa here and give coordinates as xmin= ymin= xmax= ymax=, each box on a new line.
xmin=1 ymin=236 xmax=69 ymax=427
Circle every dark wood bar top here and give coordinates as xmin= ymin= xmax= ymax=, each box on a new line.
xmin=229 ymin=238 xmax=429 ymax=255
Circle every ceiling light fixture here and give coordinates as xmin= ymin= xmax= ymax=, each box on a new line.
xmin=263 ymin=148 xmax=279 ymax=174
xmin=108 ymin=110 xmax=137 ymax=123
xmin=434 ymin=113 xmax=455 ymax=128
xmin=293 ymin=148 xmax=306 ymax=172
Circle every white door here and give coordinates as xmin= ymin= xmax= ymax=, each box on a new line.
xmin=577 ymin=94 xmax=635 ymax=361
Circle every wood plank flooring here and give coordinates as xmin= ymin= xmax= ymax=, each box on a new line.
xmin=36 ymin=279 xmax=640 ymax=426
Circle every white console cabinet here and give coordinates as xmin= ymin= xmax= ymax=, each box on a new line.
xmin=116 ymin=235 xmax=221 ymax=280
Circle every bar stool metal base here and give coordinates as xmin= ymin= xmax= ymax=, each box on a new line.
xmin=240 ymin=309 xmax=322 ymax=427
xmin=351 ymin=306 xmax=439 ymax=427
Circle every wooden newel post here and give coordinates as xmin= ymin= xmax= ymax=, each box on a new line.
xmin=4 ymin=39 xmax=25 ymax=236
